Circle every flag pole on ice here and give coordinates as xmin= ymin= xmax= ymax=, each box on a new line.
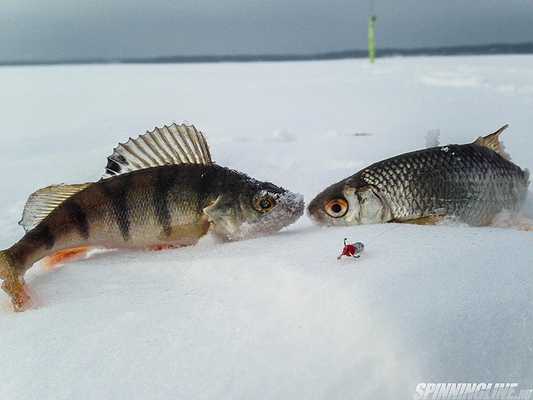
xmin=368 ymin=0 xmax=377 ymax=63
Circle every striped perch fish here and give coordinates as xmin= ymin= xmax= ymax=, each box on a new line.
xmin=0 ymin=123 xmax=304 ymax=311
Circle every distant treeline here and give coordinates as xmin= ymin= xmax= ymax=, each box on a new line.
xmin=3 ymin=42 xmax=533 ymax=67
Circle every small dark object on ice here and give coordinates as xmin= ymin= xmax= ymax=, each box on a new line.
xmin=337 ymin=238 xmax=364 ymax=260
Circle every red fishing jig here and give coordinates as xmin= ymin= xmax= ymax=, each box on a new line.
xmin=337 ymin=238 xmax=364 ymax=260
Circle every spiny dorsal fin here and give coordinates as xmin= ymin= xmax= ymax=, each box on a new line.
xmin=103 ymin=123 xmax=213 ymax=179
xmin=473 ymin=124 xmax=511 ymax=160
xmin=19 ymin=183 xmax=91 ymax=232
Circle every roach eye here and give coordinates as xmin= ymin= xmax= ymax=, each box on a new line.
xmin=325 ymin=198 xmax=348 ymax=218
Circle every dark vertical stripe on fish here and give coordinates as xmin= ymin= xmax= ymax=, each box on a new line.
xmin=194 ymin=166 xmax=215 ymax=214
xmin=100 ymin=176 xmax=131 ymax=241
xmin=27 ymin=224 xmax=55 ymax=250
xmin=153 ymin=168 xmax=176 ymax=237
xmin=8 ymin=224 xmax=55 ymax=268
xmin=64 ymin=200 xmax=90 ymax=239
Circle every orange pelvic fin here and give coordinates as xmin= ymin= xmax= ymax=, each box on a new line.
xmin=43 ymin=246 xmax=91 ymax=269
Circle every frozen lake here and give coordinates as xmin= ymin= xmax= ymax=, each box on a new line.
xmin=0 ymin=56 xmax=532 ymax=399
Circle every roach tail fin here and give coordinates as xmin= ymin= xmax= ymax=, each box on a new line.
xmin=0 ymin=250 xmax=30 ymax=312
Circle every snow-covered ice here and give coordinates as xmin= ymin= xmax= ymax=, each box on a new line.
xmin=0 ymin=56 xmax=532 ymax=399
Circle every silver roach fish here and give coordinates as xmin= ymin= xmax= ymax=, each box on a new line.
xmin=308 ymin=125 xmax=529 ymax=227
xmin=0 ymin=123 xmax=304 ymax=311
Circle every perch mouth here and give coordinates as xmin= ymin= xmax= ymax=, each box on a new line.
xmin=250 ymin=191 xmax=305 ymax=237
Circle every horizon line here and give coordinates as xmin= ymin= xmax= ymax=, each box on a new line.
xmin=3 ymin=41 xmax=533 ymax=67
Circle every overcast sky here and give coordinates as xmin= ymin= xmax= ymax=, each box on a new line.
xmin=2 ymin=0 xmax=533 ymax=61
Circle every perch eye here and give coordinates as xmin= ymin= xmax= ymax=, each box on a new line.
xmin=254 ymin=195 xmax=276 ymax=213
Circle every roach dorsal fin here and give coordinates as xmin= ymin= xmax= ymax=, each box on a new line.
xmin=473 ymin=124 xmax=511 ymax=160
xmin=19 ymin=183 xmax=91 ymax=232
xmin=103 ymin=123 xmax=213 ymax=179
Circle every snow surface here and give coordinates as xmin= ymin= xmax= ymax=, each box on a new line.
xmin=0 ymin=55 xmax=532 ymax=399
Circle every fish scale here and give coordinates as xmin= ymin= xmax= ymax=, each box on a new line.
xmin=362 ymin=145 xmax=525 ymax=224
xmin=308 ymin=126 xmax=529 ymax=228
